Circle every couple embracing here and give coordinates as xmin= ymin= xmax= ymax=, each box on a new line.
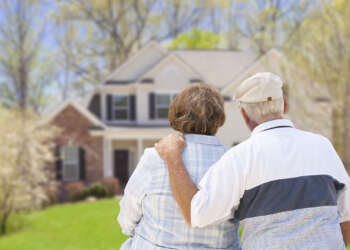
xmin=118 ymin=72 xmax=350 ymax=250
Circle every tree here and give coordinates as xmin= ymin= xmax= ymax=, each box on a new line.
xmin=0 ymin=0 xmax=56 ymax=112
xmin=0 ymin=106 xmax=57 ymax=235
xmin=220 ymin=0 xmax=315 ymax=55
xmin=52 ymin=0 xmax=217 ymax=93
xmin=167 ymin=28 xmax=223 ymax=49
xmin=287 ymin=0 xmax=350 ymax=172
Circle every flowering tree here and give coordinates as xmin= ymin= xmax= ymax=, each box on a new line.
xmin=0 ymin=107 xmax=57 ymax=235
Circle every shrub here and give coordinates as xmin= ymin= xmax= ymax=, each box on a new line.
xmin=43 ymin=184 xmax=59 ymax=206
xmin=84 ymin=183 xmax=108 ymax=199
xmin=64 ymin=182 xmax=86 ymax=202
xmin=101 ymin=177 xmax=121 ymax=197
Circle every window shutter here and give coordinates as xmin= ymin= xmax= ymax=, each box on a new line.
xmin=129 ymin=95 xmax=136 ymax=121
xmin=55 ymin=146 xmax=62 ymax=180
xmin=106 ymin=94 xmax=113 ymax=120
xmin=149 ymin=93 xmax=155 ymax=119
xmin=79 ymin=147 xmax=86 ymax=181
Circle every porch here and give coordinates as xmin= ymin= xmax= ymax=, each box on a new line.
xmin=90 ymin=126 xmax=173 ymax=185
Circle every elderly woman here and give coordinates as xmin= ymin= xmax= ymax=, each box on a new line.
xmin=118 ymin=84 xmax=240 ymax=250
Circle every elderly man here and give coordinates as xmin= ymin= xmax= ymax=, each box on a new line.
xmin=155 ymin=72 xmax=350 ymax=249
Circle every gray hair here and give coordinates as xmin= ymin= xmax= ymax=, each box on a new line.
xmin=240 ymin=98 xmax=284 ymax=124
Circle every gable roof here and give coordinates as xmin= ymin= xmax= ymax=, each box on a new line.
xmin=174 ymin=50 xmax=256 ymax=88
xmin=42 ymin=99 xmax=106 ymax=128
xmin=140 ymin=53 xmax=203 ymax=80
xmin=103 ymin=41 xmax=167 ymax=84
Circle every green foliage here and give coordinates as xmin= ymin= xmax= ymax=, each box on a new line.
xmin=168 ymin=28 xmax=223 ymax=49
xmin=286 ymin=0 xmax=350 ymax=171
xmin=84 ymin=183 xmax=108 ymax=199
xmin=0 ymin=199 xmax=128 ymax=250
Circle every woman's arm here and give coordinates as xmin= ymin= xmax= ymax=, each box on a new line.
xmin=117 ymin=151 xmax=151 ymax=236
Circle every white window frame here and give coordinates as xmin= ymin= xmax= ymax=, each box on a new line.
xmin=112 ymin=95 xmax=129 ymax=121
xmin=155 ymin=93 xmax=177 ymax=120
xmin=62 ymin=146 xmax=80 ymax=181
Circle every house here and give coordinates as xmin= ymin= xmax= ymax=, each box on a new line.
xmin=45 ymin=42 xmax=332 ymax=189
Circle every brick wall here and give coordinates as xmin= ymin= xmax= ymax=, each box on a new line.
xmin=51 ymin=104 xmax=104 ymax=185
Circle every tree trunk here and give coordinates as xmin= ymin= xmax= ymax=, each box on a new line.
xmin=0 ymin=213 xmax=8 ymax=236
xmin=342 ymin=80 xmax=350 ymax=173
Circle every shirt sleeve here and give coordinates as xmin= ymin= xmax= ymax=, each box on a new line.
xmin=191 ymin=148 xmax=246 ymax=227
xmin=117 ymin=149 xmax=153 ymax=236
xmin=333 ymin=152 xmax=350 ymax=223
xmin=326 ymin=139 xmax=350 ymax=223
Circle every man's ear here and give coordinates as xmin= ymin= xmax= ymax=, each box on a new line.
xmin=241 ymin=107 xmax=258 ymax=131
xmin=283 ymin=96 xmax=288 ymax=114
xmin=241 ymin=107 xmax=250 ymax=125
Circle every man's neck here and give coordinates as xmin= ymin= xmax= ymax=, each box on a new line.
xmin=249 ymin=115 xmax=284 ymax=131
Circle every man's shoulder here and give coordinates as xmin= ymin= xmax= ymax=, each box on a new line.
xmin=295 ymin=128 xmax=333 ymax=147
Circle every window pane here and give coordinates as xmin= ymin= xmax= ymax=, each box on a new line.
xmin=115 ymin=109 xmax=128 ymax=119
xmin=64 ymin=147 xmax=78 ymax=164
xmin=63 ymin=163 xmax=79 ymax=181
xmin=156 ymin=94 xmax=170 ymax=106
xmin=157 ymin=107 xmax=169 ymax=119
xmin=114 ymin=96 xmax=128 ymax=107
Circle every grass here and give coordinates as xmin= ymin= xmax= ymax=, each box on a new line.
xmin=0 ymin=199 xmax=128 ymax=250
xmin=0 ymin=199 xmax=349 ymax=250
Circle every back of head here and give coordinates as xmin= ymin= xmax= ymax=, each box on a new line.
xmin=235 ymin=72 xmax=285 ymax=124
xmin=168 ymin=84 xmax=225 ymax=136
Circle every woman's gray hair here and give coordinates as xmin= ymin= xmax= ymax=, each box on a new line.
xmin=240 ymin=98 xmax=284 ymax=124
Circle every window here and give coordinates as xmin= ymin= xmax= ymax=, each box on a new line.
xmin=113 ymin=95 xmax=129 ymax=120
xmin=155 ymin=93 xmax=176 ymax=119
xmin=62 ymin=146 xmax=79 ymax=181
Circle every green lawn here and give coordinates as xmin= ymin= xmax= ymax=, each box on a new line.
xmin=0 ymin=199 xmax=349 ymax=250
xmin=0 ymin=199 xmax=128 ymax=250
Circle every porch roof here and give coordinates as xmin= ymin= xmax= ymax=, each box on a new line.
xmin=89 ymin=126 xmax=174 ymax=139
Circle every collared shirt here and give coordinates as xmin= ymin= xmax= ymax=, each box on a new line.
xmin=191 ymin=119 xmax=350 ymax=250
xmin=118 ymin=134 xmax=240 ymax=250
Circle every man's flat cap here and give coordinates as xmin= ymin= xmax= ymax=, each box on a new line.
xmin=235 ymin=72 xmax=283 ymax=103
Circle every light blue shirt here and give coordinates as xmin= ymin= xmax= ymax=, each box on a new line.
xmin=118 ymin=134 xmax=240 ymax=250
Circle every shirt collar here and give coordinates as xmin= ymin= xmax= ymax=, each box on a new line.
xmin=251 ymin=119 xmax=295 ymax=136
xmin=184 ymin=134 xmax=222 ymax=146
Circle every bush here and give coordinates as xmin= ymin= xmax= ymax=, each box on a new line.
xmin=84 ymin=183 xmax=108 ymax=199
xmin=64 ymin=182 xmax=86 ymax=202
xmin=101 ymin=177 xmax=121 ymax=197
xmin=43 ymin=184 xmax=59 ymax=206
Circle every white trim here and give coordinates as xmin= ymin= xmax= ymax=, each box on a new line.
xmin=62 ymin=146 xmax=80 ymax=181
xmin=103 ymin=138 xmax=113 ymax=177
xmin=111 ymin=94 xmax=130 ymax=121
xmin=42 ymin=99 xmax=106 ymax=128
xmin=101 ymin=92 xmax=106 ymax=122
xmin=154 ymin=93 xmax=176 ymax=120
xmin=137 ymin=138 xmax=143 ymax=159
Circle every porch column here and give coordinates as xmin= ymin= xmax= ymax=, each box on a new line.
xmin=137 ymin=138 xmax=143 ymax=160
xmin=103 ymin=137 xmax=113 ymax=177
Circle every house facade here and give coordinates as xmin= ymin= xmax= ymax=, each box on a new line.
xmin=45 ymin=42 xmax=332 ymax=188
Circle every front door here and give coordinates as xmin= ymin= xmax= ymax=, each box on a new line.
xmin=114 ymin=150 xmax=129 ymax=186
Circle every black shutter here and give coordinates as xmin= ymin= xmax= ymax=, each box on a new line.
xmin=55 ymin=145 xmax=62 ymax=180
xmin=106 ymin=94 xmax=113 ymax=120
xmin=129 ymin=95 xmax=136 ymax=121
xmin=79 ymin=147 xmax=86 ymax=181
xmin=149 ymin=93 xmax=155 ymax=119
